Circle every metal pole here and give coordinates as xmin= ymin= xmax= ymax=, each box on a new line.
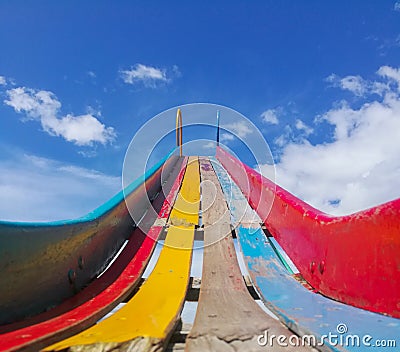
xmin=176 ymin=108 xmax=183 ymax=156
xmin=216 ymin=110 xmax=220 ymax=147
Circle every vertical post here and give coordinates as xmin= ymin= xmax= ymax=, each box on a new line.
xmin=216 ymin=110 xmax=220 ymax=147
xmin=176 ymin=108 xmax=183 ymax=157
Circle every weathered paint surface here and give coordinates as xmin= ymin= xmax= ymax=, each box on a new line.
xmin=0 ymin=151 xmax=178 ymax=325
xmin=186 ymin=158 xmax=307 ymax=351
xmin=238 ymin=227 xmax=400 ymax=352
xmin=212 ymin=157 xmax=400 ymax=352
xmin=0 ymin=158 xmax=188 ymax=352
xmin=211 ymin=160 xmax=294 ymax=273
xmin=43 ymin=157 xmax=200 ymax=351
xmin=216 ymin=146 xmax=400 ymax=318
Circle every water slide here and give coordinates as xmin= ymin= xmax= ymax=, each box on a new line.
xmin=0 ymin=110 xmax=398 ymax=351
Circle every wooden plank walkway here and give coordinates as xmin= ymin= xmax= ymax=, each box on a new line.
xmin=44 ymin=157 xmax=200 ymax=352
xmin=186 ymin=158 xmax=308 ymax=351
xmin=212 ymin=157 xmax=400 ymax=352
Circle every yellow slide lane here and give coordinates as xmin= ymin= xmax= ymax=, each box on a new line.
xmin=44 ymin=156 xmax=200 ymax=351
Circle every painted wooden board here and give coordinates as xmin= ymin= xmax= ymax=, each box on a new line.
xmin=43 ymin=156 xmax=200 ymax=352
xmin=216 ymin=146 xmax=400 ymax=318
xmin=186 ymin=158 xmax=309 ymax=352
xmin=212 ymin=157 xmax=400 ymax=352
xmin=210 ymin=159 xmax=295 ymax=275
xmin=0 ymin=158 xmax=188 ymax=352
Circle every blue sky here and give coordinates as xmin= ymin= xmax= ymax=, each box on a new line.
xmin=1 ymin=1 xmax=400 ymax=220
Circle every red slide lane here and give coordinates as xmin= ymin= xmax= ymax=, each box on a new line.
xmin=217 ymin=146 xmax=400 ymax=318
xmin=0 ymin=157 xmax=188 ymax=352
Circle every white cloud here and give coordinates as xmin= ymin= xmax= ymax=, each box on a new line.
xmin=326 ymin=74 xmax=368 ymax=96
xmin=49 ymin=114 xmax=115 ymax=146
xmin=273 ymin=122 xmax=311 ymax=148
xmin=86 ymin=105 xmax=102 ymax=118
xmin=340 ymin=75 xmax=367 ymax=96
xmin=172 ymin=65 xmax=182 ymax=78
xmin=0 ymin=152 xmax=120 ymax=221
xmin=326 ymin=69 xmax=399 ymax=97
xmin=261 ymin=65 xmax=400 ymax=216
xmin=377 ymin=65 xmax=400 ymax=88
xmin=261 ymin=109 xmax=279 ymax=124
xmin=78 ymin=149 xmax=98 ymax=158
xmin=223 ymin=121 xmax=253 ymax=139
xmin=120 ymin=63 xmax=168 ymax=87
xmin=4 ymin=87 xmax=115 ymax=146
xmin=202 ymin=141 xmax=216 ymax=149
xmin=87 ymin=71 xmax=96 ymax=78
xmin=274 ymin=125 xmax=293 ymax=147
xmin=395 ymin=1 xmax=400 ymax=11
xmin=295 ymin=119 xmax=313 ymax=136
xmin=0 ymin=76 xmax=6 ymax=85
xmin=274 ymin=134 xmax=287 ymax=147
xmin=220 ymin=133 xmax=235 ymax=142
